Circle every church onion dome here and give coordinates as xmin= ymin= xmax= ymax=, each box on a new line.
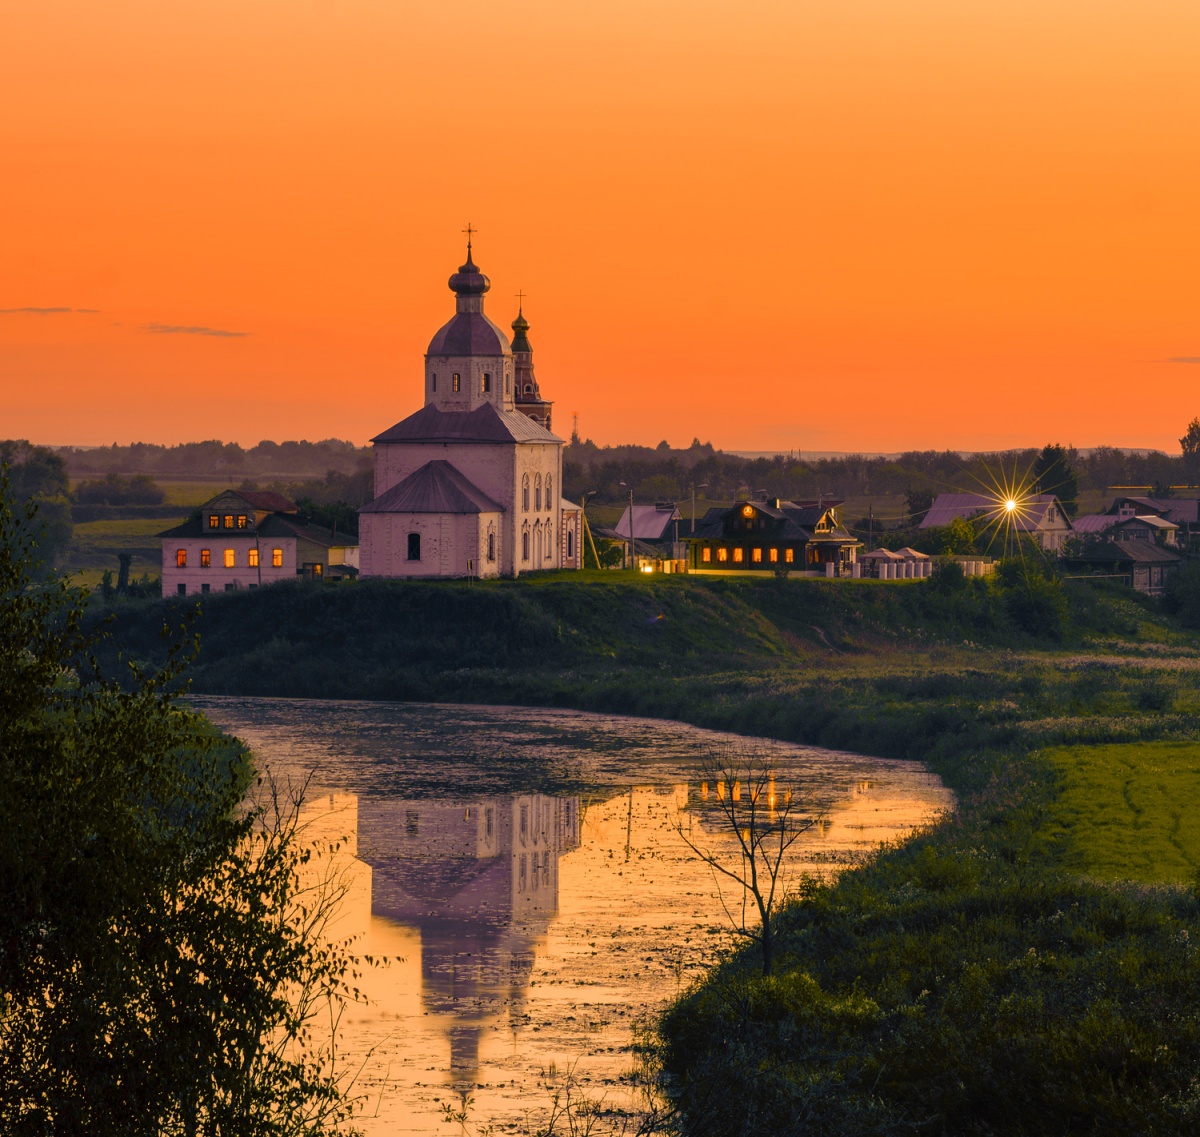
xmin=447 ymin=248 xmax=489 ymax=296
xmin=510 ymin=308 xmax=532 ymax=354
xmin=426 ymin=312 xmax=511 ymax=355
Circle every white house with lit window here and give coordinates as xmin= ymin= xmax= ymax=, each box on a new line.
xmin=359 ymin=241 xmax=568 ymax=579
xmin=159 ymin=490 xmax=359 ymax=596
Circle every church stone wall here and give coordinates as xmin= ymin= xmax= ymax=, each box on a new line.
xmin=359 ymin=511 xmax=501 ymax=579
xmin=373 ymin=439 xmax=561 ymax=577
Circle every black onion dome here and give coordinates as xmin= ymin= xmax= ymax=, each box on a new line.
xmin=510 ymin=308 xmax=532 ymax=353
xmin=448 ymin=248 xmax=490 ymax=296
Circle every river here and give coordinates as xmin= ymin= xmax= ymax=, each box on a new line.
xmin=192 ymin=696 xmax=952 ymax=1135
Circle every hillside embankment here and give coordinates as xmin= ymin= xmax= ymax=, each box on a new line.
xmin=93 ymin=572 xmax=1200 ymax=1135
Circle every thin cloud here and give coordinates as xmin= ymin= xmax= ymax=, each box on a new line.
xmin=0 ymin=306 xmax=75 ymax=315
xmin=1167 ymin=356 xmax=1200 ymax=364
xmin=146 ymin=323 xmax=251 ymax=338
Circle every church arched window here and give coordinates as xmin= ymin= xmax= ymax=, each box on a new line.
xmin=567 ymin=529 xmax=574 ymax=558
xmin=522 ymin=474 xmax=530 ymax=512
xmin=431 ymin=373 xmax=437 ymax=391
xmin=481 ymin=372 xmax=491 ymax=393
xmin=486 ymin=525 xmax=496 ymax=562
xmin=452 ymin=373 xmax=461 ymax=392
xmin=522 ymin=528 xmax=530 ymax=561
xmin=545 ymin=475 xmax=553 ymax=510
xmin=505 ymin=373 xmax=510 ymax=393
xmin=407 ymin=532 xmax=421 ymax=562
xmin=534 ymin=474 xmax=542 ymax=511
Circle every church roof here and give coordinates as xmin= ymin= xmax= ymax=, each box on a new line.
xmin=426 ymin=311 xmax=512 ymax=356
xmin=359 ymin=460 xmax=505 ymax=515
xmin=372 ymin=402 xmax=562 ymax=445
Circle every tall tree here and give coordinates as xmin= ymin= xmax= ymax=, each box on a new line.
xmin=0 ymin=440 xmax=72 ymax=564
xmin=1180 ymin=418 xmax=1200 ymax=486
xmin=0 ymin=477 xmax=362 ymax=1135
xmin=1032 ymin=443 xmax=1079 ymax=517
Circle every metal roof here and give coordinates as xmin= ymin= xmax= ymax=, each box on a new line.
xmin=614 ymin=503 xmax=682 ymax=541
xmin=359 ymin=459 xmax=504 ymax=515
xmin=1071 ymin=514 xmax=1115 ymax=534
xmin=426 ymin=311 xmax=512 ymax=356
xmin=1067 ymin=541 xmax=1182 ymax=565
xmin=372 ymin=402 xmax=562 ymax=445
xmin=920 ymin=492 xmax=1071 ymax=532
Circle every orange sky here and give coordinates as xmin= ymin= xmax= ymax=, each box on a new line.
xmin=3 ymin=1 xmax=1200 ymax=452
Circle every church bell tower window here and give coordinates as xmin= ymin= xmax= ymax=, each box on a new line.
xmin=522 ymin=474 xmax=530 ymax=512
xmin=431 ymin=373 xmax=437 ymax=391
xmin=452 ymin=373 xmax=461 ymax=392
xmin=407 ymin=532 xmax=421 ymax=561
xmin=482 ymin=373 xmax=491 ymax=393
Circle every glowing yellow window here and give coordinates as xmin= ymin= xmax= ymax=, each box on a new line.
xmin=223 ymin=515 xmax=234 ymax=529
xmin=236 ymin=515 xmax=248 ymax=529
xmin=701 ymin=547 xmax=712 ymax=563
xmin=733 ymin=547 xmax=744 ymax=563
xmin=752 ymin=548 xmax=762 ymax=563
xmin=175 ymin=549 xmax=187 ymax=568
xmin=452 ymin=373 xmax=461 ymax=392
xmin=717 ymin=547 xmax=728 ymax=562
xmin=248 ymin=548 xmax=259 ymax=567
xmin=223 ymin=549 xmax=235 ymax=568
xmin=272 ymin=547 xmax=283 ymax=568
xmin=785 ymin=548 xmax=794 ymax=563
xmin=769 ymin=548 xmax=779 ymax=563
xmin=207 ymin=515 xmax=219 ymax=529
xmin=200 ymin=548 xmax=211 ymax=568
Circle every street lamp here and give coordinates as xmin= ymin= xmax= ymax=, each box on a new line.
xmin=619 ymin=480 xmax=635 ymax=569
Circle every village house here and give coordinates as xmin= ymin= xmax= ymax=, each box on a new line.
xmin=1061 ymin=540 xmax=1182 ymax=596
xmin=358 ymin=239 xmax=574 ymax=578
xmin=159 ymin=490 xmax=359 ymax=596
xmin=920 ymin=492 xmax=1073 ymax=552
xmin=686 ymin=497 xmax=859 ymax=574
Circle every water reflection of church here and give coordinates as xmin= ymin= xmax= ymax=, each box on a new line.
xmin=334 ymin=792 xmax=581 ymax=1082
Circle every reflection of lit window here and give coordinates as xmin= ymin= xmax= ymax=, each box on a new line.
xmin=733 ymin=547 xmax=744 ymax=563
xmin=176 ymin=549 xmax=187 ymax=568
xmin=223 ymin=549 xmax=235 ymax=568
xmin=248 ymin=548 xmax=259 ymax=567
xmin=200 ymin=548 xmax=211 ymax=568
xmin=272 ymin=547 xmax=283 ymax=568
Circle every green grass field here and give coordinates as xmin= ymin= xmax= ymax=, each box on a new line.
xmin=66 ymin=515 xmax=179 ymax=574
xmin=1044 ymin=741 xmax=1200 ymax=883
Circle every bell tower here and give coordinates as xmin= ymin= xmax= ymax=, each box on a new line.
xmin=511 ymin=305 xmax=553 ymax=431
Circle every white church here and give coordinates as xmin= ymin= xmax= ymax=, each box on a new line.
xmin=359 ymin=240 xmax=581 ymax=578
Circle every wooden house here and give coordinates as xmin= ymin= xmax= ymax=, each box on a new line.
xmin=686 ymin=498 xmax=859 ymax=573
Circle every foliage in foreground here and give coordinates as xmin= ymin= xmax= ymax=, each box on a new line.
xmin=657 ymin=733 xmax=1200 ymax=1136
xmin=0 ymin=479 xmax=362 ymax=1135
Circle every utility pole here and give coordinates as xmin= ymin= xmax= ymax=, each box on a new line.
xmin=620 ymin=480 xmax=635 ymax=569
xmin=690 ymin=481 xmax=709 ymax=539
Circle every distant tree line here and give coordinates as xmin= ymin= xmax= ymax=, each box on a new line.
xmin=57 ymin=438 xmax=371 ymax=479
xmin=564 ymin=436 xmax=1191 ymax=517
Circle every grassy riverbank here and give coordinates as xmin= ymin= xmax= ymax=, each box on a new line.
xmin=91 ymin=571 xmax=1200 ymax=1134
